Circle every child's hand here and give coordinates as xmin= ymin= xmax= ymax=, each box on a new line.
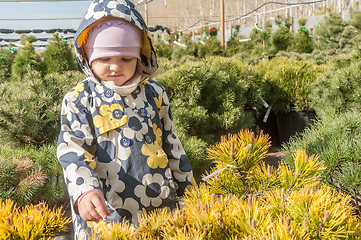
xmin=77 ymin=191 xmax=111 ymax=222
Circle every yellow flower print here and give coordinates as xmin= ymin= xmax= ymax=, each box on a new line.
xmin=84 ymin=150 xmax=96 ymax=170
xmin=69 ymin=83 xmax=84 ymax=98
xmin=152 ymin=123 xmax=162 ymax=144
xmin=93 ymin=104 xmax=127 ymax=134
xmin=153 ymin=94 xmax=163 ymax=110
xmin=141 ymin=142 xmax=168 ymax=169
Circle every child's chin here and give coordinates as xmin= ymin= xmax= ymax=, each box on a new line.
xmin=113 ymin=78 xmax=131 ymax=86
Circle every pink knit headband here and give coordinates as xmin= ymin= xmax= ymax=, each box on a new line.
xmin=85 ymin=19 xmax=142 ymax=65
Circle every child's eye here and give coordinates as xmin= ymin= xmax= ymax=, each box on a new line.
xmin=99 ymin=57 xmax=110 ymax=61
xmin=122 ymin=58 xmax=132 ymax=62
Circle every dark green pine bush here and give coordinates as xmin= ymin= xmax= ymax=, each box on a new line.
xmin=312 ymin=51 xmax=361 ymax=117
xmin=11 ymin=35 xmax=44 ymax=80
xmin=254 ymin=56 xmax=323 ymax=113
xmin=293 ymin=18 xmax=314 ymax=53
xmin=155 ymin=56 xmax=258 ymax=143
xmin=0 ymin=47 xmax=16 ymax=83
xmin=155 ymin=57 xmax=259 ymax=179
xmin=282 ymin=111 xmax=361 ymax=214
xmin=315 ymin=11 xmax=346 ymax=50
xmin=271 ymin=25 xmax=293 ymax=53
xmin=0 ymin=143 xmax=65 ymax=206
xmin=43 ymin=33 xmax=78 ymax=74
xmin=197 ymin=37 xmax=225 ymax=58
xmin=153 ymin=33 xmax=178 ymax=60
xmin=0 ymin=70 xmax=85 ymax=146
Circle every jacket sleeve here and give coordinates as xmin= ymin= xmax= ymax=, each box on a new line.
xmin=57 ymin=91 xmax=102 ymax=205
xmin=156 ymin=84 xmax=193 ymax=196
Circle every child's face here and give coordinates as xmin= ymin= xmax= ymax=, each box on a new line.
xmin=91 ymin=56 xmax=138 ymax=86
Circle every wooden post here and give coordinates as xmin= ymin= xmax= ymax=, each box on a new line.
xmin=144 ymin=0 xmax=149 ymax=26
xmin=220 ymin=0 xmax=225 ymax=47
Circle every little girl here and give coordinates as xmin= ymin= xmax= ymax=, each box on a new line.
xmin=57 ymin=0 xmax=193 ymax=238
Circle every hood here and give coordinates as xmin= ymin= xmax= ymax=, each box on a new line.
xmin=74 ymin=0 xmax=158 ymax=77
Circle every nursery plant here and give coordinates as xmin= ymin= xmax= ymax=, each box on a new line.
xmin=155 ymin=56 xmax=261 ymax=178
xmin=248 ymin=21 xmax=273 ymax=57
xmin=83 ymin=129 xmax=361 ymax=239
xmin=153 ymin=33 xmax=178 ymax=59
xmin=254 ymin=56 xmax=324 ymax=113
xmin=282 ymin=110 xmax=361 ymax=215
xmin=197 ymin=36 xmax=224 ymax=58
xmin=349 ymin=4 xmax=361 ymax=30
xmin=11 ymin=34 xmax=44 ymax=80
xmin=170 ymin=32 xmax=198 ymax=62
xmin=43 ymin=33 xmax=78 ymax=74
xmin=271 ymin=16 xmax=293 ymax=54
xmin=0 ymin=70 xmax=85 ymax=146
xmin=0 ymin=143 xmax=65 ymax=206
xmin=315 ymin=11 xmax=346 ymax=50
xmin=0 ymin=47 xmax=15 ymax=83
xmin=312 ymin=50 xmax=361 ymax=117
xmin=155 ymin=56 xmax=259 ymax=143
xmin=293 ymin=18 xmax=314 ymax=53
xmin=0 ymin=199 xmax=71 ymax=239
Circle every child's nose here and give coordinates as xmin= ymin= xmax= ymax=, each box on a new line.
xmin=110 ymin=61 xmax=122 ymax=71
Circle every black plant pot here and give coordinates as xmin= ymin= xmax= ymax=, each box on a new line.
xmin=255 ymin=109 xmax=280 ymax=146
xmin=275 ymin=109 xmax=316 ymax=144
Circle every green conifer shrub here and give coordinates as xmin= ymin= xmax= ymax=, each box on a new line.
xmin=282 ymin=111 xmax=361 ymax=215
xmin=197 ymin=37 xmax=224 ymax=58
xmin=153 ymin=33 xmax=178 ymax=59
xmin=170 ymin=32 xmax=198 ymax=62
xmin=0 ymin=143 xmax=66 ymax=205
xmin=0 ymin=70 xmax=85 ymax=146
xmin=43 ymin=33 xmax=77 ymax=74
xmin=11 ymin=35 xmax=44 ymax=80
xmin=312 ymin=51 xmax=361 ymax=116
xmin=339 ymin=25 xmax=358 ymax=49
xmin=155 ymin=56 xmax=258 ymax=143
xmin=315 ymin=11 xmax=346 ymax=50
xmin=155 ymin=57 xmax=259 ymax=179
xmin=271 ymin=16 xmax=294 ymax=54
xmin=248 ymin=22 xmax=273 ymax=56
xmin=254 ymin=56 xmax=324 ymax=113
xmin=349 ymin=4 xmax=361 ymax=30
xmin=0 ymin=47 xmax=15 ymax=83
xmin=293 ymin=18 xmax=314 ymax=53
xmin=0 ymin=142 xmax=65 ymax=206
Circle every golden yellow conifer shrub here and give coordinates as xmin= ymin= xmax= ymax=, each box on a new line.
xmin=85 ymin=130 xmax=361 ymax=239
xmin=0 ymin=199 xmax=71 ymax=239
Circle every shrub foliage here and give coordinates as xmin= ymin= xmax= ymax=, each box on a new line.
xmin=43 ymin=33 xmax=78 ymax=74
xmin=282 ymin=111 xmax=361 ymax=214
xmin=0 ymin=70 xmax=84 ymax=146
xmin=83 ymin=130 xmax=361 ymax=239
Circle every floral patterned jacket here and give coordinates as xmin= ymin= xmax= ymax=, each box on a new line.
xmin=57 ymin=0 xmax=193 ymax=238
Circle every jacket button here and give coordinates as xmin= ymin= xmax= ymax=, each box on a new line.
xmin=104 ymin=89 xmax=114 ymax=98
xmin=138 ymin=108 xmax=148 ymax=118
xmin=145 ymin=134 xmax=153 ymax=143
xmin=120 ymin=137 xmax=131 ymax=147
xmin=112 ymin=109 xmax=123 ymax=119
